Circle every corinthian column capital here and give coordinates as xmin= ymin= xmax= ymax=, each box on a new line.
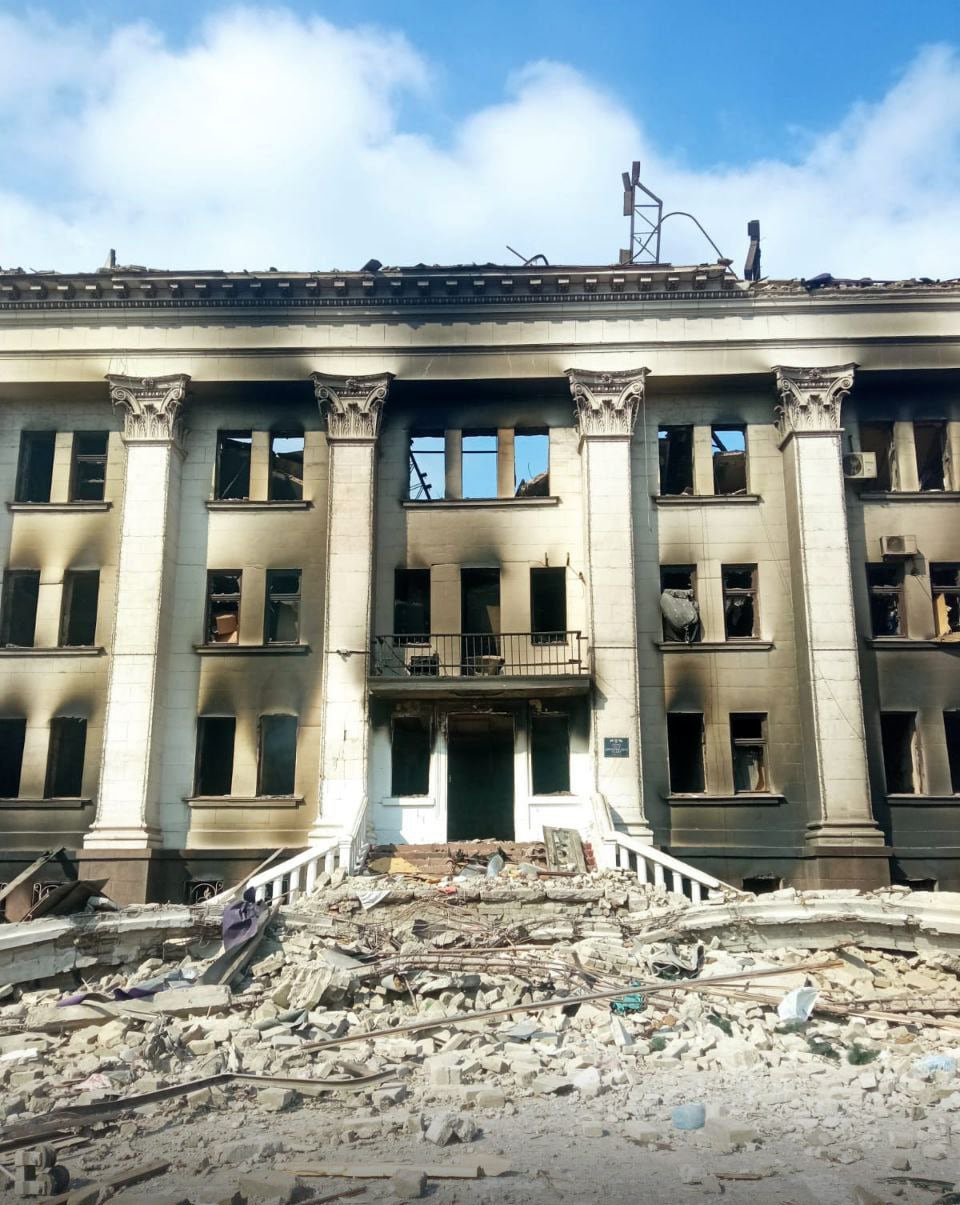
xmin=311 ymin=372 xmax=394 ymax=441
xmin=107 ymin=373 xmax=190 ymax=445
xmin=565 ymin=367 xmax=649 ymax=439
xmin=773 ymin=364 xmax=857 ymax=442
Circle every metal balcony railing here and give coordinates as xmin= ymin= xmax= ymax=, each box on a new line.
xmin=370 ymin=631 xmax=588 ymax=679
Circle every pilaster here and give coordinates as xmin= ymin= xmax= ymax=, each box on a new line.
xmin=310 ymin=372 xmax=393 ymax=841
xmin=566 ymin=368 xmax=651 ymax=840
xmin=773 ymin=364 xmax=886 ymax=857
xmin=85 ymin=374 xmax=189 ymax=851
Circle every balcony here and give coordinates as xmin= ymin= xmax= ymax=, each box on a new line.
xmin=368 ymin=631 xmax=591 ymax=698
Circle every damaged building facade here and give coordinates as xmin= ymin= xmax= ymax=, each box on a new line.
xmin=0 ymin=262 xmax=958 ymax=907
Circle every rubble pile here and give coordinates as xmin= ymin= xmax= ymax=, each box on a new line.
xmin=1 ymin=872 xmax=959 ymax=1203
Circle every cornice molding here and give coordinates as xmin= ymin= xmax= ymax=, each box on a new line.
xmin=107 ymin=373 xmax=190 ymax=445
xmin=773 ymin=363 xmax=857 ymax=441
xmin=566 ymin=367 xmax=649 ymax=438
xmin=311 ymin=371 xmax=393 ymax=441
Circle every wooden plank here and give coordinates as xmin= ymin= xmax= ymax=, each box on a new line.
xmin=0 ymin=849 xmax=65 ymax=906
xmin=40 ymin=1159 xmax=169 ymax=1204
xmin=287 ymin=1157 xmax=512 ymax=1179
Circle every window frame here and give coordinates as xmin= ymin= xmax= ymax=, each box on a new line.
xmin=657 ymin=426 xmax=694 ymax=497
xmin=268 ymin=430 xmax=305 ymax=502
xmin=69 ymin=432 xmax=109 ymax=502
xmin=0 ymin=570 xmax=41 ymax=648
xmin=194 ymin=715 xmax=236 ymax=797
xmin=712 ymin=426 xmax=748 ymax=496
xmin=59 ymin=570 xmax=100 ymax=647
xmin=257 ymin=713 xmax=298 ymax=796
xmin=390 ymin=714 xmax=431 ymax=796
xmin=214 ymin=430 xmax=253 ymax=501
xmin=15 ymin=431 xmax=55 ymax=504
xmin=880 ymin=711 xmax=922 ymax=795
xmin=530 ymin=710 xmax=571 ymax=795
xmin=44 ymin=716 xmax=87 ymax=799
xmin=264 ymin=569 xmax=301 ymax=645
xmin=0 ymin=717 xmax=27 ymax=798
xmin=730 ymin=712 xmax=769 ymax=793
xmin=205 ymin=570 xmax=242 ymax=645
xmin=931 ymin=563 xmax=960 ymax=639
xmin=660 ymin=565 xmax=701 ymax=643
xmin=721 ymin=564 xmax=759 ymax=640
xmin=667 ymin=712 xmax=706 ymax=794
xmin=460 ymin=429 xmax=499 ymax=500
xmin=408 ymin=430 xmax=445 ymax=500
xmin=530 ymin=567 xmax=567 ymax=645
xmin=866 ymin=562 xmax=906 ymax=637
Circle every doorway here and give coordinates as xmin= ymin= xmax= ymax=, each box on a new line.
xmin=460 ymin=568 xmax=500 ymax=673
xmin=446 ymin=713 xmax=515 ymax=840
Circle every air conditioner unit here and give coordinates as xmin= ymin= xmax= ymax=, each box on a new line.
xmin=843 ymin=452 xmax=877 ymax=480
xmin=881 ymin=534 xmax=918 ymax=558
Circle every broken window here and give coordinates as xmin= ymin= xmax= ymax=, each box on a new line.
xmin=0 ymin=718 xmax=26 ymax=797
xmin=70 ymin=432 xmax=108 ymax=502
xmin=867 ymin=563 xmax=905 ymax=637
xmin=931 ymin=563 xmax=960 ymax=639
xmin=461 ymin=568 xmax=501 ymax=671
xmin=462 ymin=431 xmax=498 ymax=499
xmin=658 ymin=427 xmax=693 ymax=496
xmin=859 ymin=422 xmax=895 ymax=491
xmin=394 ymin=568 xmax=431 ymax=640
xmin=530 ymin=568 xmax=566 ymax=643
xmin=44 ymin=717 xmax=86 ymax=798
xmin=408 ymin=432 xmax=445 ymax=500
xmin=667 ymin=713 xmax=705 ymax=793
xmin=731 ymin=713 xmax=768 ymax=792
xmin=0 ymin=570 xmax=40 ymax=648
xmin=269 ymin=431 xmax=304 ymax=501
xmin=742 ymin=874 xmax=782 ymax=894
xmin=15 ymin=432 xmax=55 ymax=503
xmin=722 ymin=565 xmax=758 ymax=639
xmin=264 ymin=570 xmax=301 ymax=644
xmin=514 ymin=429 xmax=550 ymax=497
xmin=660 ymin=566 xmax=701 ymax=643
xmin=59 ymin=570 xmax=100 ymax=646
xmin=712 ymin=427 xmax=747 ymax=495
xmin=881 ymin=712 xmax=921 ymax=794
xmin=205 ymin=571 xmax=241 ymax=644
xmin=257 ymin=714 xmax=297 ymax=795
xmin=531 ymin=712 xmax=571 ymax=794
xmin=215 ymin=431 xmax=252 ymax=500
xmin=914 ymin=422 xmax=947 ymax=492
xmin=945 ymin=712 xmax=960 ymax=794
xmin=194 ymin=717 xmax=235 ymax=796
xmin=391 ymin=714 xmax=430 ymax=795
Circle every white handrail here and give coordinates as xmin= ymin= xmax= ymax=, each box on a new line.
xmin=589 ymin=792 xmax=740 ymax=902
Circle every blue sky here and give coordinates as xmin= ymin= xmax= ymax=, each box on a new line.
xmin=2 ymin=1 xmax=960 ymax=276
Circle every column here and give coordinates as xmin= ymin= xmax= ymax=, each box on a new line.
xmin=310 ymin=372 xmax=393 ymax=842
xmin=773 ymin=365 xmax=887 ymax=878
xmin=566 ymin=367 xmax=651 ymax=840
xmin=85 ymin=374 xmax=190 ymax=862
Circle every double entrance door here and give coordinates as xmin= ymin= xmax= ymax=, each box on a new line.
xmin=445 ymin=712 xmax=514 ymax=841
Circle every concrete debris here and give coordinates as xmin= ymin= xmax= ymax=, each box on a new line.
xmin=0 ymin=873 xmax=959 ymax=1201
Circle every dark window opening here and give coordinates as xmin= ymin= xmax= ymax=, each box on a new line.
xmin=462 ymin=431 xmax=498 ymax=499
xmin=531 ymin=712 xmax=570 ymax=794
xmin=194 ymin=717 xmax=235 ymax=796
xmin=215 ymin=431 xmax=252 ymax=500
xmin=514 ymin=430 xmax=550 ymax=497
xmin=667 ymin=713 xmax=705 ymax=793
xmin=0 ymin=718 xmax=26 ymax=797
xmin=391 ymin=714 xmax=430 ymax=795
xmin=731 ymin=713 xmax=768 ymax=792
xmin=269 ymin=431 xmax=304 ymax=501
xmin=70 ymin=432 xmax=108 ymax=502
xmin=206 ymin=571 xmax=241 ymax=644
xmin=394 ymin=568 xmax=431 ymax=640
xmin=257 ymin=714 xmax=297 ymax=795
xmin=45 ymin=717 xmax=86 ymax=798
xmin=60 ymin=570 xmax=100 ymax=646
xmin=722 ymin=565 xmax=758 ymax=638
xmin=944 ymin=712 xmax=960 ymax=794
xmin=530 ymin=567 xmax=566 ymax=643
xmin=408 ymin=432 xmax=445 ymax=500
xmin=881 ymin=712 xmax=920 ymax=794
xmin=931 ymin=563 xmax=960 ymax=638
xmin=264 ymin=569 xmax=300 ymax=644
xmin=658 ymin=426 xmax=693 ymax=496
xmin=660 ymin=565 xmax=701 ymax=643
xmin=914 ymin=422 xmax=947 ymax=492
xmin=0 ymin=571 xmax=40 ymax=648
xmin=713 ymin=427 xmax=747 ymax=495
xmin=867 ymin=563 xmax=904 ymax=637
xmin=859 ymin=422 xmax=894 ymax=491
xmin=461 ymin=568 xmax=501 ymax=672
xmin=742 ymin=874 xmax=782 ymax=894
xmin=15 ymin=432 xmax=55 ymax=503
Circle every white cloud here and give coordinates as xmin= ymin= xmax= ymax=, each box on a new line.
xmin=1 ymin=9 xmax=959 ymax=277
